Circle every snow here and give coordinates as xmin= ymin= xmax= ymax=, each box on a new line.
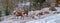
xmin=0 ymin=7 xmax=60 ymax=23
xmin=22 ymin=2 xmax=30 ymax=6
xmin=26 ymin=14 xmax=60 ymax=23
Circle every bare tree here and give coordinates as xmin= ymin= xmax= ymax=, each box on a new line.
xmin=1 ymin=0 xmax=19 ymax=15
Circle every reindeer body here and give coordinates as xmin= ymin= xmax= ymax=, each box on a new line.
xmin=13 ymin=10 xmax=24 ymax=19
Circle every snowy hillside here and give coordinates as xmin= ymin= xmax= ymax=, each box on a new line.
xmin=0 ymin=7 xmax=60 ymax=23
xmin=26 ymin=14 xmax=60 ymax=23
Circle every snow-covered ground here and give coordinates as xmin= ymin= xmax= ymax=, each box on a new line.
xmin=0 ymin=7 xmax=60 ymax=23
xmin=26 ymin=14 xmax=60 ymax=23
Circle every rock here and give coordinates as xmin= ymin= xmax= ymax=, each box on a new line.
xmin=49 ymin=3 xmax=57 ymax=11
xmin=49 ymin=7 xmax=57 ymax=11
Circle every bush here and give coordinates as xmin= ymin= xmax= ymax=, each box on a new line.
xmin=5 ymin=9 xmax=10 ymax=16
xmin=53 ymin=12 xmax=60 ymax=14
xmin=0 ymin=11 xmax=2 ymax=17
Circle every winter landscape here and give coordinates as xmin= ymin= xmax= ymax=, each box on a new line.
xmin=0 ymin=0 xmax=60 ymax=23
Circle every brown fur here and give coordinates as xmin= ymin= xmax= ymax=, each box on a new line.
xmin=38 ymin=12 xmax=43 ymax=15
xmin=44 ymin=11 xmax=49 ymax=14
xmin=14 ymin=10 xmax=24 ymax=19
xmin=23 ymin=9 xmax=28 ymax=15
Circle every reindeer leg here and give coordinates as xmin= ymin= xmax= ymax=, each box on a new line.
xmin=23 ymin=16 xmax=24 ymax=20
xmin=20 ymin=16 xmax=24 ymax=20
xmin=17 ymin=16 xmax=18 ymax=19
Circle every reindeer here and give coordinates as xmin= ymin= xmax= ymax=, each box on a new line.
xmin=32 ymin=11 xmax=44 ymax=19
xmin=32 ymin=10 xmax=50 ymax=19
xmin=13 ymin=10 xmax=24 ymax=19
